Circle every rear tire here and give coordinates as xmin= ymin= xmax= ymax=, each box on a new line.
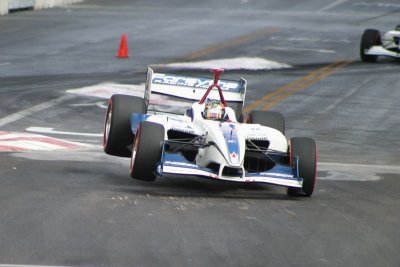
xmin=287 ymin=137 xmax=317 ymax=197
xmin=130 ymin=121 xmax=165 ymax=181
xmin=248 ymin=110 xmax=285 ymax=134
xmin=360 ymin=29 xmax=381 ymax=63
xmin=103 ymin=94 xmax=146 ymax=157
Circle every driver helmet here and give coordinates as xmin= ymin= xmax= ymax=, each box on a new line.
xmin=204 ymin=100 xmax=225 ymax=120
xmin=396 ymin=24 xmax=400 ymax=31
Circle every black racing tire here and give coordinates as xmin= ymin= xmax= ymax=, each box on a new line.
xmin=103 ymin=94 xmax=146 ymax=157
xmin=130 ymin=121 xmax=165 ymax=181
xmin=287 ymin=137 xmax=317 ymax=197
xmin=360 ymin=29 xmax=381 ymax=63
xmin=248 ymin=110 xmax=285 ymax=134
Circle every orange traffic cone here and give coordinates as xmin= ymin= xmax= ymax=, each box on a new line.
xmin=116 ymin=33 xmax=129 ymax=58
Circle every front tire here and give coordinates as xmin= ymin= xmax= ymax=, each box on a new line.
xmin=130 ymin=121 xmax=165 ymax=181
xmin=360 ymin=29 xmax=381 ymax=63
xmin=287 ymin=137 xmax=317 ymax=197
xmin=103 ymin=94 xmax=146 ymax=157
xmin=248 ymin=110 xmax=285 ymax=134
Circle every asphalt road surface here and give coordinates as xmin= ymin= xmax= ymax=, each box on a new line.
xmin=0 ymin=0 xmax=399 ymax=266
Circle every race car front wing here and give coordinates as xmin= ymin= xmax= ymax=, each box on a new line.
xmin=366 ymin=46 xmax=400 ymax=58
xmin=156 ymin=153 xmax=303 ymax=188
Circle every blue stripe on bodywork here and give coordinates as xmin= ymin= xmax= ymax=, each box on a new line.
xmin=247 ymin=164 xmax=302 ymax=182
xmin=158 ymin=153 xmax=216 ymax=176
xmin=220 ymin=122 xmax=240 ymax=163
xmin=130 ymin=113 xmax=149 ymax=134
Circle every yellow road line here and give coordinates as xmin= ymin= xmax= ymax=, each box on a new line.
xmin=243 ymin=60 xmax=352 ymax=113
xmin=182 ymin=27 xmax=280 ymax=61
xmin=243 ymin=61 xmax=341 ymax=113
xmin=260 ymin=61 xmax=351 ymax=110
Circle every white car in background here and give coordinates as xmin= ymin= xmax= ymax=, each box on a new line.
xmin=360 ymin=25 xmax=400 ymax=62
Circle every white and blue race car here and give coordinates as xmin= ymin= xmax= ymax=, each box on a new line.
xmin=103 ymin=68 xmax=317 ymax=197
xmin=360 ymin=25 xmax=400 ymax=62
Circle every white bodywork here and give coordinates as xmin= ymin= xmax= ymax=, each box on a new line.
xmin=143 ymin=103 xmax=300 ymax=187
xmin=146 ymin=103 xmax=289 ymax=160
xmin=365 ymin=30 xmax=400 ymax=58
xmin=132 ymin=68 xmax=302 ymax=188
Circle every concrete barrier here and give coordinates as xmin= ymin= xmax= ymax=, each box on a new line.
xmin=0 ymin=1 xmax=9 ymax=15
xmin=0 ymin=0 xmax=84 ymax=15
xmin=35 ymin=0 xmax=83 ymax=9
xmin=9 ymin=0 xmax=35 ymax=10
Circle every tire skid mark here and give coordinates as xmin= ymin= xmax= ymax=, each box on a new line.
xmin=181 ymin=27 xmax=280 ymax=61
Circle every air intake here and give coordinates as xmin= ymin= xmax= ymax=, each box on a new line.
xmin=222 ymin=166 xmax=243 ymax=178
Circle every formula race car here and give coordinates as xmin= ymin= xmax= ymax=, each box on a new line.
xmin=103 ymin=68 xmax=317 ymax=197
xmin=360 ymin=25 xmax=400 ymax=62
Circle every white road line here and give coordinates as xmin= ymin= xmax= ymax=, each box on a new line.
xmin=0 ymin=265 xmax=73 ymax=267
xmin=67 ymin=83 xmax=144 ymax=99
xmin=0 ymin=140 xmax=69 ymax=150
xmin=69 ymin=101 xmax=107 ymax=108
xmin=264 ymin=46 xmax=335 ymax=54
xmin=319 ymin=162 xmax=400 ymax=172
xmin=353 ymin=2 xmax=400 ymax=8
xmin=26 ymin=127 xmax=102 ymax=137
xmin=0 ymin=95 xmax=74 ymax=127
xmin=318 ymin=0 xmax=348 ymax=12
xmin=0 ymin=131 xmax=91 ymax=152
xmin=0 ymin=62 xmax=11 ymax=66
xmin=153 ymin=57 xmax=291 ymax=70
xmin=47 ymin=50 xmax=59 ymax=55
xmin=269 ymin=37 xmax=353 ymax=44
xmin=318 ymin=162 xmax=400 ymax=181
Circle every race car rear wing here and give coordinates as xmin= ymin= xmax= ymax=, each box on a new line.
xmin=144 ymin=67 xmax=247 ymax=115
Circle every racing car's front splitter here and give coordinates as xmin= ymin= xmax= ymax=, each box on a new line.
xmin=366 ymin=46 xmax=400 ymax=58
xmin=157 ymin=153 xmax=303 ymax=188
